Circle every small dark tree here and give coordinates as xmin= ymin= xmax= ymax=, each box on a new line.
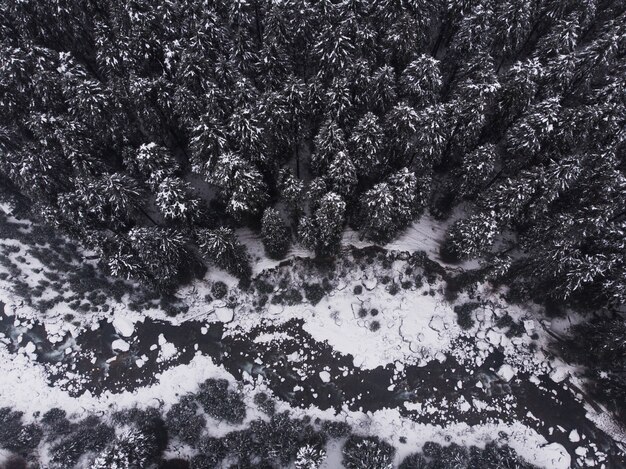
xmin=261 ymin=208 xmax=291 ymax=259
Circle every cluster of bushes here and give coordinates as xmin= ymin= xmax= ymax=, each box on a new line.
xmin=399 ymin=441 xmax=538 ymax=469
xmin=0 ymin=385 xmax=539 ymax=469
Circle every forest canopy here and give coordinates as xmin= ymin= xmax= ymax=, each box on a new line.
xmin=0 ymin=0 xmax=624 ymax=308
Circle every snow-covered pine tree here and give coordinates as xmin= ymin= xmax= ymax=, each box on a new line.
xmin=367 ymin=65 xmax=397 ymax=114
xmin=349 ymin=112 xmax=384 ymax=178
xmin=342 ymin=435 xmax=395 ymax=469
xmin=359 ymin=168 xmax=419 ymax=243
xmin=90 ymin=429 xmax=158 ymax=469
xmin=298 ymin=192 xmax=346 ymax=257
xmin=384 ymin=102 xmax=419 ymax=166
xmin=400 ymin=55 xmax=442 ymax=106
xmin=128 ymin=227 xmax=189 ymax=289
xmin=311 ymin=119 xmax=347 ymax=176
xmin=207 ymin=152 xmax=269 ymax=220
xmin=441 ymin=211 xmax=499 ymax=261
xmin=127 ymin=142 xmax=179 ymax=190
xmin=155 ymin=177 xmax=200 ymax=223
xmin=197 ymin=227 xmax=251 ymax=279
xmin=327 ymin=150 xmax=357 ymax=197
xmin=295 ymin=444 xmax=327 ymax=469
xmin=457 ymin=144 xmax=498 ymax=200
xmin=261 ymin=208 xmax=291 ymax=259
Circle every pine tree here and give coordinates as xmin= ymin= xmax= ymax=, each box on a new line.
xmin=298 ymin=192 xmax=346 ymax=257
xmin=367 ymin=65 xmax=397 ymax=114
xmin=359 ymin=168 xmax=420 ymax=243
xmin=327 ymin=150 xmax=357 ymax=197
xmin=457 ymin=144 xmax=498 ymax=199
xmin=127 ymin=143 xmax=179 ymax=190
xmin=342 ymin=436 xmax=395 ymax=469
xmin=295 ymin=444 xmax=327 ymax=469
xmin=90 ymin=429 xmax=159 ymax=469
xmin=277 ymin=169 xmax=305 ymax=208
xmin=92 ymin=174 xmax=146 ymax=226
xmin=261 ymin=208 xmax=291 ymax=259
xmin=441 ymin=211 xmax=499 ymax=261
xmin=155 ymin=177 xmax=200 ymax=223
xmin=384 ymin=102 xmax=419 ymax=166
xmin=207 ymin=152 xmax=269 ymax=220
xmin=400 ymin=55 xmax=442 ymax=106
xmin=311 ymin=119 xmax=347 ymax=175
xmin=197 ymin=227 xmax=251 ymax=279
xmin=128 ymin=227 xmax=189 ymax=289
xmin=349 ymin=112 xmax=384 ymax=178
xmin=505 ymin=97 xmax=561 ymax=164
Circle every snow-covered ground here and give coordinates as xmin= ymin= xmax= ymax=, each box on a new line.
xmin=0 ymin=206 xmax=625 ymax=468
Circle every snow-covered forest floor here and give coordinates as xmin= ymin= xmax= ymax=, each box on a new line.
xmin=0 ymin=205 xmax=625 ymax=468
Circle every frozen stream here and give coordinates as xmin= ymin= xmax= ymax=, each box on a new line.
xmin=0 ymin=305 xmax=625 ymax=468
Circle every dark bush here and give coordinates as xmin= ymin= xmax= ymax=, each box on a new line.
xmin=496 ymin=313 xmax=514 ymax=329
xmin=255 ymin=280 xmax=275 ymax=295
xmin=160 ymin=459 xmax=191 ymax=469
xmin=0 ymin=408 xmax=43 ymax=455
xmin=261 ymin=208 xmax=291 ymax=259
xmin=196 ymin=379 xmax=246 ymax=424
xmin=253 ymin=392 xmax=276 ymax=416
xmin=422 ymin=441 xmax=442 ymax=459
xmin=211 ymin=281 xmax=228 ymax=300
xmin=4 ymin=455 xmax=27 ymax=469
xmin=191 ymin=436 xmax=227 ymax=469
xmin=321 ymin=420 xmax=351 ymax=438
xmin=353 ymin=285 xmax=363 ymax=295
xmin=454 ymin=302 xmax=479 ymax=330
xmin=304 ymin=283 xmax=325 ymax=305
xmin=506 ymin=321 xmax=525 ymax=338
xmin=50 ymin=416 xmax=114 ymax=467
xmin=165 ymin=396 xmax=206 ymax=445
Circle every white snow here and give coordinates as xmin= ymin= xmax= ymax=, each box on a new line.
xmin=112 ymin=339 xmax=130 ymax=352
xmin=319 ymin=371 xmax=331 ymax=383
xmin=497 ymin=364 xmax=517 ymax=382
xmin=112 ymin=317 xmax=135 ymax=338
xmin=569 ymin=429 xmax=581 ymax=442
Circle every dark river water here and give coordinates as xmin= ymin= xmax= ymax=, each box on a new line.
xmin=1 ymin=304 xmax=625 ymax=468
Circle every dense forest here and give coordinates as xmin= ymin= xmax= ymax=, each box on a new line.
xmin=0 ymin=0 xmax=624 ymax=308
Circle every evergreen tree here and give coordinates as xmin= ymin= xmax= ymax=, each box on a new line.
xmin=349 ymin=112 xmax=384 ymax=178
xmin=311 ymin=119 xmax=347 ymax=176
xmin=128 ymin=227 xmax=189 ymax=289
xmin=90 ymin=429 xmax=159 ymax=469
xmin=261 ymin=208 xmax=291 ymax=259
xmin=197 ymin=227 xmax=251 ymax=279
xmin=457 ymin=144 xmax=498 ymax=199
xmin=342 ymin=436 xmax=395 ymax=469
xmin=295 ymin=444 xmax=326 ymax=469
xmin=327 ymin=150 xmax=357 ymax=197
xmin=155 ymin=177 xmax=200 ymax=223
xmin=441 ymin=211 xmax=499 ymax=261
xmin=359 ymin=168 xmax=420 ymax=243
xmin=400 ymin=55 xmax=442 ymax=105
xmin=127 ymin=143 xmax=179 ymax=190
xmin=207 ymin=152 xmax=269 ymax=220
xmin=298 ymin=192 xmax=346 ymax=257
